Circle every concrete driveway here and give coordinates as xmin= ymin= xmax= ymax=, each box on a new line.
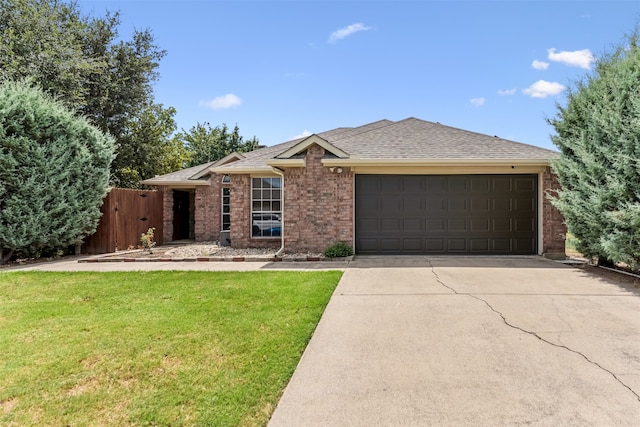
xmin=268 ymin=256 xmax=640 ymax=426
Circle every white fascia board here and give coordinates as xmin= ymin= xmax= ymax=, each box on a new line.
xmin=210 ymin=166 xmax=273 ymax=174
xmin=321 ymin=158 xmax=552 ymax=167
xmin=266 ymin=159 xmax=306 ymax=167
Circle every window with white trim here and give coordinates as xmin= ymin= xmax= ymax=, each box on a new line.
xmin=251 ymin=177 xmax=281 ymax=237
xmin=221 ymin=188 xmax=230 ymax=231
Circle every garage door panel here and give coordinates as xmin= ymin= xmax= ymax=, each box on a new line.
xmin=448 ymin=218 xmax=467 ymax=232
xmin=403 ymin=218 xmax=423 ymax=232
xmin=426 ymin=218 xmax=445 ymax=231
xmin=427 ymin=198 xmax=446 ymax=212
xmin=448 ymin=198 xmax=467 ymax=212
xmin=493 ymin=198 xmax=511 ymax=212
xmin=355 ymin=175 xmax=537 ymax=255
xmin=449 ymin=177 xmax=468 ymax=192
xmin=514 ymin=198 xmax=535 ymax=212
xmin=493 ymin=178 xmax=512 ymax=192
xmin=470 ymin=218 xmax=490 ymax=232
xmin=357 ymin=238 xmax=379 ymax=252
xmin=494 ymin=218 xmax=512 ymax=232
xmin=358 ymin=218 xmax=379 ymax=233
xmin=380 ymin=177 xmax=402 ymax=193
xmin=448 ymin=238 xmax=467 ymax=252
xmin=515 ymin=178 xmax=535 ymax=191
xmin=403 ymin=176 xmax=425 ymax=192
xmin=380 ymin=218 xmax=401 ymax=232
xmin=471 ymin=198 xmax=490 ymax=212
xmin=426 ymin=238 xmax=445 ymax=251
xmin=380 ymin=197 xmax=402 ymax=214
xmin=471 ymin=177 xmax=490 ymax=192
xmin=380 ymin=238 xmax=401 ymax=252
xmin=427 ymin=177 xmax=447 ymax=192
xmin=515 ymin=218 xmax=535 ymax=233
xmin=403 ymin=238 xmax=422 ymax=252
xmin=470 ymin=238 xmax=490 ymax=252
xmin=359 ymin=197 xmax=379 ymax=213
xmin=492 ymin=238 xmax=511 ymax=252
xmin=513 ymin=238 xmax=535 ymax=253
xmin=403 ymin=197 xmax=423 ymax=213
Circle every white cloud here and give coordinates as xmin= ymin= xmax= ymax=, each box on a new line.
xmin=532 ymin=60 xmax=550 ymax=70
xmin=328 ymin=23 xmax=372 ymax=43
xmin=523 ymin=80 xmax=566 ymax=98
xmin=470 ymin=97 xmax=485 ymax=106
xmin=547 ymin=48 xmax=594 ymax=69
xmin=292 ymin=130 xmax=312 ymax=140
xmin=199 ymin=93 xmax=243 ymax=110
xmin=498 ymin=88 xmax=517 ymax=96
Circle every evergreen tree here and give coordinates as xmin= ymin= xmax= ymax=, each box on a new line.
xmin=549 ymin=30 xmax=640 ymax=269
xmin=0 ymin=80 xmax=115 ymax=264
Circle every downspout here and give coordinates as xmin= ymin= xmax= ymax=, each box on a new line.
xmin=272 ymin=167 xmax=285 ymax=257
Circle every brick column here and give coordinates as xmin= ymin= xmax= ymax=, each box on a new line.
xmin=542 ymin=167 xmax=567 ymax=259
xmin=194 ymin=182 xmax=218 ymax=242
xmin=161 ymin=187 xmax=173 ymax=243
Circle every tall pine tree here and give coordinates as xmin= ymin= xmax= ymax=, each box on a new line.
xmin=0 ymin=80 xmax=115 ymax=263
xmin=549 ymin=30 xmax=640 ymax=269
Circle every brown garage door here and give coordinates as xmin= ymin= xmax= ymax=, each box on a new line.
xmin=355 ymin=174 xmax=537 ymax=255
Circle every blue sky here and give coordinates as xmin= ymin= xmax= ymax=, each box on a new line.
xmin=77 ymin=1 xmax=640 ymax=150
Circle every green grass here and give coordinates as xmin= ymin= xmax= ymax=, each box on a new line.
xmin=0 ymin=270 xmax=341 ymax=426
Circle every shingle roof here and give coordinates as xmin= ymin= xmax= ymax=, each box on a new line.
xmin=219 ymin=119 xmax=397 ymax=170
xmin=140 ymin=161 xmax=216 ymax=185
xmin=219 ymin=117 xmax=556 ymax=171
xmin=327 ymin=117 xmax=557 ymax=160
xmin=144 ymin=117 xmax=557 ymax=185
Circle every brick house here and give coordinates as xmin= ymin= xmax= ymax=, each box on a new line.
xmin=142 ymin=117 xmax=566 ymax=258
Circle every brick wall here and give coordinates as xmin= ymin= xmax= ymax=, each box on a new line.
xmin=194 ymin=182 xmax=219 ymax=242
xmin=542 ymin=166 xmax=567 ymax=259
xmin=283 ymin=144 xmax=354 ymax=253
xmin=228 ymin=144 xmax=354 ymax=253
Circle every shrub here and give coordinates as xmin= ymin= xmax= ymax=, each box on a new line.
xmin=140 ymin=227 xmax=156 ymax=252
xmin=0 ymin=80 xmax=115 ymax=264
xmin=323 ymin=242 xmax=354 ymax=258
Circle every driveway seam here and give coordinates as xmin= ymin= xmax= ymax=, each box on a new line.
xmin=425 ymin=256 xmax=640 ymax=404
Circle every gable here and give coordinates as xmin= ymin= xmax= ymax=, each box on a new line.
xmin=275 ymin=134 xmax=349 ymax=159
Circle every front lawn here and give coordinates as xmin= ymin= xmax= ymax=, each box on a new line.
xmin=0 ymin=271 xmax=341 ymax=426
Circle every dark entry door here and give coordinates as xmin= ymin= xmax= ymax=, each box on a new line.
xmin=355 ymin=175 xmax=537 ymax=255
xmin=172 ymin=190 xmax=191 ymax=240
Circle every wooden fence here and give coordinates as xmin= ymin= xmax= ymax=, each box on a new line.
xmin=82 ymin=188 xmax=164 ymax=254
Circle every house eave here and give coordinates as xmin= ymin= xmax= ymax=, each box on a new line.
xmin=321 ymin=158 xmax=553 ymax=167
xmin=210 ymin=166 xmax=274 ymax=174
xmin=140 ymin=179 xmax=211 ymax=188
xmin=265 ymin=159 xmax=306 ymax=167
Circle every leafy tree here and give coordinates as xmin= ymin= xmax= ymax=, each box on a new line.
xmin=0 ymin=0 xmax=166 ymax=187
xmin=549 ymin=30 xmax=640 ymax=269
xmin=0 ymin=80 xmax=115 ymax=264
xmin=113 ymin=103 xmax=190 ymax=188
xmin=180 ymin=122 xmax=259 ymax=167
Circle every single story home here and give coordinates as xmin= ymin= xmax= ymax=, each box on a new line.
xmin=142 ymin=117 xmax=566 ymax=258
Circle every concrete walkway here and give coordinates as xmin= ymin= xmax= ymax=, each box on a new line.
xmin=4 ymin=257 xmax=349 ymax=272
xmin=268 ymin=256 xmax=640 ymax=426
